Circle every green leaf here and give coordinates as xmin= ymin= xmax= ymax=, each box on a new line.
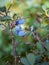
xmin=45 ymin=43 xmax=49 ymax=51
xmin=0 ymin=16 xmax=11 ymax=21
xmin=41 ymin=62 xmax=49 ymax=65
xmin=0 ymin=6 xmax=6 ymax=12
xmin=26 ymin=53 xmax=36 ymax=65
xmin=3 ymin=44 xmax=13 ymax=54
xmin=36 ymin=42 xmax=45 ymax=53
xmin=20 ymin=57 xmax=30 ymax=65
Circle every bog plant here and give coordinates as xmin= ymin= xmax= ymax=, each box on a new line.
xmin=0 ymin=0 xmax=49 ymax=65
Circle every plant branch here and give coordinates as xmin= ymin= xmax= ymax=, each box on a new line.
xmin=8 ymin=22 xmax=17 ymax=65
xmin=32 ymin=31 xmax=49 ymax=51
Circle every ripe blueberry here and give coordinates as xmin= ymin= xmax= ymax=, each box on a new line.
xmin=15 ymin=20 xmax=19 ymax=25
xmin=18 ymin=30 xmax=25 ymax=37
xmin=18 ymin=19 xmax=24 ymax=24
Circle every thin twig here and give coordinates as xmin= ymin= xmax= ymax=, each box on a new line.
xmin=8 ymin=22 xmax=17 ymax=65
xmin=32 ymin=31 xmax=49 ymax=51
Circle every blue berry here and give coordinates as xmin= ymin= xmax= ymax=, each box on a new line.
xmin=19 ymin=19 xmax=24 ymax=24
xmin=13 ymin=26 xmax=20 ymax=35
xmin=46 ymin=39 xmax=49 ymax=43
xmin=15 ymin=20 xmax=19 ymax=25
xmin=15 ymin=25 xmax=21 ymax=31
xmin=18 ymin=30 xmax=25 ymax=37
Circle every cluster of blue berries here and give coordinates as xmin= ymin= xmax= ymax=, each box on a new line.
xmin=15 ymin=18 xmax=24 ymax=25
xmin=13 ymin=18 xmax=25 ymax=37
